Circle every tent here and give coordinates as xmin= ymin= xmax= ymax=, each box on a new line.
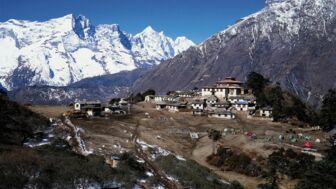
xmin=304 ymin=141 xmax=313 ymax=148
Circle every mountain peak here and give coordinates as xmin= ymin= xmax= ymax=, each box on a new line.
xmin=98 ymin=24 xmax=121 ymax=32
xmin=72 ymin=14 xmax=91 ymax=28
xmin=142 ymin=26 xmax=157 ymax=33
xmin=49 ymin=14 xmax=74 ymax=23
xmin=173 ymin=36 xmax=195 ymax=53
xmin=175 ymin=36 xmax=194 ymax=46
xmin=71 ymin=14 xmax=92 ymax=39
xmin=73 ymin=14 xmax=90 ymax=25
xmin=175 ymin=36 xmax=189 ymax=42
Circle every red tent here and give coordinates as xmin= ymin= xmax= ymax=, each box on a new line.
xmin=246 ymin=132 xmax=253 ymax=136
xmin=304 ymin=141 xmax=313 ymax=148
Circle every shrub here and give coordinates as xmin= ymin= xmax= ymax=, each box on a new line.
xmin=295 ymin=137 xmax=336 ymax=189
xmin=207 ymin=147 xmax=262 ymax=177
xmin=0 ymin=143 xmax=149 ymax=189
xmin=246 ymin=72 xmax=269 ymax=96
xmin=319 ymin=89 xmax=336 ymax=131
xmin=142 ymin=89 xmax=156 ymax=96
xmin=231 ymin=181 xmax=244 ymax=189
xmin=267 ymin=148 xmax=314 ymax=179
xmin=246 ymin=72 xmax=318 ymax=124
xmin=156 ymin=154 xmax=231 ymax=189
xmin=109 ymin=98 xmax=121 ymax=105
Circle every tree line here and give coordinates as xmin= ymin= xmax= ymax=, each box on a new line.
xmin=246 ymin=72 xmax=336 ymax=131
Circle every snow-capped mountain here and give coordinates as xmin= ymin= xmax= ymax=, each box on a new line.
xmin=133 ymin=0 xmax=336 ymax=106
xmin=131 ymin=26 xmax=193 ymax=66
xmin=0 ymin=14 xmax=194 ymax=90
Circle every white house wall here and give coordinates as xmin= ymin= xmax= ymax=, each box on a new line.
xmin=191 ymin=104 xmax=204 ymax=110
xmin=209 ymin=114 xmax=235 ymax=119
xmin=202 ymin=88 xmax=241 ymax=99
xmin=74 ymin=103 xmax=81 ymax=111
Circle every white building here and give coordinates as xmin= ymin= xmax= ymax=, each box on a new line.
xmin=234 ymin=100 xmax=249 ymax=111
xmin=145 ymin=95 xmax=155 ymax=103
xmin=190 ymin=101 xmax=206 ymax=115
xmin=201 ymin=77 xmax=244 ymax=100
xmin=214 ymin=102 xmax=230 ymax=109
xmin=259 ymin=106 xmax=273 ymax=117
xmin=209 ymin=110 xmax=236 ymax=119
xmin=74 ymin=101 xmax=102 ymax=117
xmin=176 ymin=91 xmax=196 ymax=98
xmin=156 ymin=101 xmax=187 ymax=113
xmin=155 ymin=96 xmax=166 ymax=102
xmin=154 ymin=95 xmax=176 ymax=103
xmin=166 ymin=102 xmax=187 ymax=113
xmin=228 ymin=95 xmax=255 ymax=104
xmin=190 ymin=101 xmax=205 ymax=110
xmin=156 ymin=101 xmax=167 ymax=110
xmin=74 ymin=101 xmax=101 ymax=111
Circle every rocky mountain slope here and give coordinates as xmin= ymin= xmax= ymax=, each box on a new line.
xmin=9 ymin=68 xmax=148 ymax=105
xmin=133 ymin=0 xmax=336 ymax=106
xmin=0 ymin=14 xmax=194 ymax=91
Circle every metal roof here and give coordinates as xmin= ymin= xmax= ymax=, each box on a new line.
xmin=212 ymin=109 xmax=234 ymax=115
xmin=216 ymin=77 xmax=243 ymax=85
xmin=75 ymin=100 xmax=101 ymax=104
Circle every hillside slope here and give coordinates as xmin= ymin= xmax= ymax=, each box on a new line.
xmin=132 ymin=0 xmax=336 ymax=106
xmin=0 ymin=94 xmax=48 ymax=144
xmin=0 ymin=94 xmax=150 ymax=188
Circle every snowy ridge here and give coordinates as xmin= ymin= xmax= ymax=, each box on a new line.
xmin=131 ymin=26 xmax=194 ymax=67
xmin=0 ymin=14 xmax=194 ymax=90
xmin=217 ymin=0 xmax=336 ymax=40
xmin=196 ymin=0 xmax=336 ymax=65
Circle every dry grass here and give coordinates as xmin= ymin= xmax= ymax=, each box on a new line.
xmin=28 ymin=105 xmax=70 ymax=118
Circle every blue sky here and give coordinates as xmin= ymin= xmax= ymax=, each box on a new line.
xmin=0 ymin=0 xmax=265 ymax=43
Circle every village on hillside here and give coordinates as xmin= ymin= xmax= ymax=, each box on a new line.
xmin=63 ymin=76 xmax=330 ymax=157
xmin=71 ymin=77 xmax=273 ymax=121
xmin=150 ymin=77 xmax=272 ymax=120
